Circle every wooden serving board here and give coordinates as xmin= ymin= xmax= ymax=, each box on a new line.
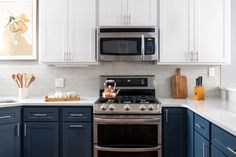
xmin=171 ymin=68 xmax=188 ymax=99
xmin=45 ymin=96 xmax=80 ymax=102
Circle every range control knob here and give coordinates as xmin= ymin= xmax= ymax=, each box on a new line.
xmin=124 ymin=105 xmax=131 ymax=111
xmin=100 ymin=105 xmax=107 ymax=111
xmin=109 ymin=105 xmax=115 ymax=111
xmin=148 ymin=105 xmax=155 ymax=111
xmin=139 ymin=105 xmax=146 ymax=111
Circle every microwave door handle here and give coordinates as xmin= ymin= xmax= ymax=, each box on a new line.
xmin=141 ymin=35 xmax=145 ymax=60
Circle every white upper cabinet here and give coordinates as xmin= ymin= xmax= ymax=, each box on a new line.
xmin=160 ymin=0 xmax=230 ymax=64
xmin=159 ymin=0 xmax=192 ymax=63
xmin=98 ymin=0 xmax=127 ymax=26
xmin=39 ymin=0 xmax=67 ymax=62
xmin=98 ymin=0 xmax=157 ymax=26
xmin=68 ymin=0 xmax=96 ymax=63
xmin=40 ymin=0 xmax=96 ymax=64
xmin=195 ymin=0 xmax=230 ymax=63
xmin=128 ymin=0 xmax=157 ymax=26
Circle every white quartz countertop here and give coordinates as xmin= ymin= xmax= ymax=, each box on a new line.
xmin=160 ymin=98 xmax=236 ymax=137
xmin=0 ymin=97 xmax=97 ymax=108
xmin=0 ymin=97 xmax=236 ymax=137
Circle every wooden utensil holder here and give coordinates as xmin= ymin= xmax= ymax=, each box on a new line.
xmin=194 ymin=86 xmax=205 ymax=100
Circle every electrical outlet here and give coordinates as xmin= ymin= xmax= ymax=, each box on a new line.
xmin=55 ymin=78 xmax=64 ymax=88
xmin=209 ymin=68 xmax=215 ymax=77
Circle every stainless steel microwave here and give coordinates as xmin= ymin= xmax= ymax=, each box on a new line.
xmin=97 ymin=27 xmax=158 ymax=62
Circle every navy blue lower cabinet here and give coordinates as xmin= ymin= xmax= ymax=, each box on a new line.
xmin=24 ymin=122 xmax=59 ymax=157
xmin=195 ymin=131 xmax=210 ymax=157
xmin=0 ymin=123 xmax=20 ymax=157
xmin=187 ymin=110 xmax=194 ymax=157
xmin=162 ymin=107 xmax=187 ymax=157
xmin=211 ymin=145 xmax=227 ymax=157
xmin=63 ymin=122 xmax=92 ymax=157
xmin=211 ymin=124 xmax=236 ymax=157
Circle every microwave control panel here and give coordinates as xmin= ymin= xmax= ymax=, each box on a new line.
xmin=145 ymin=37 xmax=155 ymax=55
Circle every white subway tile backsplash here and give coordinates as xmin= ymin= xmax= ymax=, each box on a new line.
xmin=0 ymin=63 xmax=220 ymax=98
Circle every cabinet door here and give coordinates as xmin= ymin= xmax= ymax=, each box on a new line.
xmin=195 ymin=131 xmax=210 ymax=157
xmin=211 ymin=145 xmax=227 ymax=157
xmin=68 ymin=0 xmax=96 ymax=63
xmin=63 ymin=123 xmax=92 ymax=157
xmin=98 ymin=0 xmax=127 ymax=26
xmin=159 ymin=0 xmax=193 ymax=63
xmin=128 ymin=0 xmax=157 ymax=26
xmin=24 ymin=122 xmax=59 ymax=157
xmin=39 ymin=0 xmax=67 ymax=63
xmin=0 ymin=123 xmax=20 ymax=157
xmin=162 ymin=108 xmax=187 ymax=157
xmin=187 ymin=110 xmax=194 ymax=157
xmin=195 ymin=0 xmax=230 ymax=63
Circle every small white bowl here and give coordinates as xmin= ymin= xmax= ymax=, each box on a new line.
xmin=221 ymin=87 xmax=236 ymax=102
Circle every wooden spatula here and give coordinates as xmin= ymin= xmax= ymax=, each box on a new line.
xmin=23 ymin=73 xmax=28 ymax=88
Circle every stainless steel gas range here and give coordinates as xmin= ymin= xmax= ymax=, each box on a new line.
xmin=94 ymin=75 xmax=162 ymax=157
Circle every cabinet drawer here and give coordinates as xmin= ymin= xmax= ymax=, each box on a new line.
xmin=194 ymin=114 xmax=210 ymax=140
xmin=24 ymin=108 xmax=59 ymax=122
xmin=63 ymin=107 xmax=92 ymax=122
xmin=211 ymin=145 xmax=227 ymax=157
xmin=212 ymin=124 xmax=236 ymax=157
xmin=0 ymin=107 xmax=21 ymax=124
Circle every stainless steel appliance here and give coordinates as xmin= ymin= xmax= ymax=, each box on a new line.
xmin=97 ymin=27 xmax=158 ymax=62
xmin=94 ymin=75 xmax=162 ymax=157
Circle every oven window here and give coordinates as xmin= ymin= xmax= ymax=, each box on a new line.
xmin=98 ymin=151 xmax=158 ymax=157
xmin=100 ymin=38 xmax=141 ymax=55
xmin=97 ymin=124 xmax=158 ymax=147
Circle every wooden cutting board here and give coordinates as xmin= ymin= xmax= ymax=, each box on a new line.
xmin=171 ymin=68 xmax=188 ymax=99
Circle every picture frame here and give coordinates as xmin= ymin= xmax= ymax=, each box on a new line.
xmin=0 ymin=0 xmax=37 ymax=60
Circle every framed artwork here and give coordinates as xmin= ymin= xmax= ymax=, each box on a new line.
xmin=0 ymin=0 xmax=37 ymax=60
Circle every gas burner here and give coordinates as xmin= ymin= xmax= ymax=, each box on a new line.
xmin=121 ymin=96 xmax=135 ymax=104
xmin=135 ymin=96 xmax=159 ymax=104
xmin=107 ymin=99 xmax=115 ymax=103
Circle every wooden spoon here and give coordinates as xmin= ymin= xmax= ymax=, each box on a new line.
xmin=26 ymin=74 xmax=33 ymax=87
xmin=23 ymin=73 xmax=28 ymax=88
xmin=17 ymin=73 xmax=23 ymax=88
xmin=27 ymin=75 xmax=35 ymax=88
xmin=12 ymin=74 xmax=20 ymax=88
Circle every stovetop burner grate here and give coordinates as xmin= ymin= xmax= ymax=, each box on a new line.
xmin=96 ymin=95 xmax=160 ymax=104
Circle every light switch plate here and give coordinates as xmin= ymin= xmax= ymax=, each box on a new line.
xmin=55 ymin=78 xmax=64 ymax=88
xmin=208 ymin=68 xmax=215 ymax=77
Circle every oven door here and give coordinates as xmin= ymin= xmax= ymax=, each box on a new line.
xmin=94 ymin=115 xmax=162 ymax=157
xmin=94 ymin=145 xmax=162 ymax=157
xmin=99 ymin=37 xmax=142 ymax=61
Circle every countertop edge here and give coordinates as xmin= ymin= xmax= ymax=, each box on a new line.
xmin=0 ymin=97 xmax=236 ymax=137
xmin=160 ymin=99 xmax=236 ymax=137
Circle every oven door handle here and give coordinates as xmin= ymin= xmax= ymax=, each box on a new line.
xmin=94 ymin=145 xmax=161 ymax=152
xmin=94 ymin=118 xmax=161 ymax=124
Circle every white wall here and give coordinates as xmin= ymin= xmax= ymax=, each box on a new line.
xmin=221 ymin=0 xmax=236 ymax=88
